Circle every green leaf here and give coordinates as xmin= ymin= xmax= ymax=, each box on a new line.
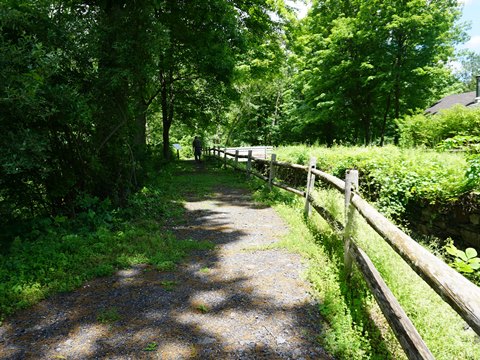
xmin=455 ymin=261 xmax=473 ymax=273
xmin=143 ymin=342 xmax=158 ymax=351
xmin=469 ymin=262 xmax=480 ymax=270
xmin=445 ymin=244 xmax=459 ymax=257
xmin=457 ymin=251 xmax=469 ymax=263
xmin=465 ymin=248 xmax=477 ymax=260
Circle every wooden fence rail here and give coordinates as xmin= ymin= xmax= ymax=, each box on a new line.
xmin=208 ymin=147 xmax=480 ymax=360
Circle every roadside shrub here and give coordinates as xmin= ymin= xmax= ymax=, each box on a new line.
xmin=275 ymin=145 xmax=472 ymax=219
xmin=398 ymin=105 xmax=480 ymax=148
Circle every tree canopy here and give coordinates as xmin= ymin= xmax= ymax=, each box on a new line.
xmin=282 ymin=0 xmax=465 ymax=145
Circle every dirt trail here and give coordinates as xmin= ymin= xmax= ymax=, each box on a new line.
xmin=0 ymin=165 xmax=333 ymax=359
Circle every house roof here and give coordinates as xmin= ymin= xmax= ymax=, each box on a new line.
xmin=425 ymin=91 xmax=477 ymax=115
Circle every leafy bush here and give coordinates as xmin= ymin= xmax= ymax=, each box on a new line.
xmin=398 ymin=105 xmax=480 ymax=148
xmin=436 ymin=135 xmax=480 ymax=153
xmin=275 ymin=145 xmax=472 ymax=219
xmin=444 ymin=241 xmax=480 ymax=282
xmin=465 ymin=154 xmax=480 ymax=190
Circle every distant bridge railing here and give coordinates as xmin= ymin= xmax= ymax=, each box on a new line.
xmin=219 ymin=146 xmax=273 ymax=161
xmin=207 ymin=146 xmax=480 ymax=360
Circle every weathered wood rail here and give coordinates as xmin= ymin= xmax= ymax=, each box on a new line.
xmin=207 ymin=146 xmax=480 ymax=360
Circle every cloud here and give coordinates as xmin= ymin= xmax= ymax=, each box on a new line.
xmin=465 ymin=35 xmax=480 ymax=52
xmin=448 ymin=60 xmax=462 ymax=73
xmin=458 ymin=0 xmax=473 ymax=4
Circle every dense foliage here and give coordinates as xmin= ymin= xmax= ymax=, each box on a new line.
xmin=223 ymin=0 xmax=467 ymax=147
xmin=275 ymin=145 xmax=475 ymax=218
xmin=398 ymin=105 xmax=480 ymax=149
xmin=2 ymin=0 xmax=474 ymax=238
xmin=0 ymin=0 xmax=279 ymax=246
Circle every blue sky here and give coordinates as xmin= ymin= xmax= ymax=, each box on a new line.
xmin=459 ymin=0 xmax=480 ymax=52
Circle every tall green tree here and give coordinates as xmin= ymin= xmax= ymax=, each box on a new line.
xmin=287 ymin=0 xmax=464 ymax=145
xmin=0 ymin=0 xmax=283 ymax=240
xmin=219 ymin=1 xmax=296 ymax=147
xmin=0 ymin=1 xmax=96 ymax=218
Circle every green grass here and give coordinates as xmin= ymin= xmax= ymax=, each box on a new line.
xmin=194 ymin=303 xmax=210 ymax=313
xmin=0 ymin=160 xmax=243 ymax=320
xmin=143 ymin=341 xmax=159 ymax=351
xmin=252 ymin=180 xmax=480 ymax=360
xmin=97 ymin=307 xmax=121 ymax=324
xmin=160 ymin=280 xmax=177 ymax=291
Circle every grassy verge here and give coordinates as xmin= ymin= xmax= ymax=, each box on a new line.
xmin=251 ymin=181 xmax=480 ymax=360
xmin=0 ymin=160 xmax=242 ymax=321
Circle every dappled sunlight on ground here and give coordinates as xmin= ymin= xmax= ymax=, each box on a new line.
xmin=0 ymin=161 xmax=333 ymax=359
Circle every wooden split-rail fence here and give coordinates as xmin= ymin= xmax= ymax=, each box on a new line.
xmin=206 ymin=146 xmax=480 ymax=360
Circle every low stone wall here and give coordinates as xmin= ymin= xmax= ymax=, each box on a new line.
xmin=406 ymin=194 xmax=480 ymax=248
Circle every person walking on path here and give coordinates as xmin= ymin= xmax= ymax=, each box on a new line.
xmin=192 ymin=136 xmax=202 ymax=162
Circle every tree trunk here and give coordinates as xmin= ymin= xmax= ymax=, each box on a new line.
xmin=363 ymin=116 xmax=371 ymax=145
xmin=393 ymin=32 xmax=405 ymax=121
xmin=380 ymin=93 xmax=392 ymax=147
xmin=160 ymin=70 xmax=175 ymax=160
xmin=163 ymin=119 xmax=171 ymax=160
xmin=134 ymin=101 xmax=148 ymax=160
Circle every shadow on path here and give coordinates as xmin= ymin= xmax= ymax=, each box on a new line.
xmin=1 ymin=161 xmax=333 ymax=359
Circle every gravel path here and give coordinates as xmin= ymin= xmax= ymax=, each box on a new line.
xmin=0 ymin=167 xmax=333 ymax=359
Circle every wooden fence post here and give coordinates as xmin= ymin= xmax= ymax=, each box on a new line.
xmin=246 ymin=150 xmax=252 ymax=178
xmin=304 ymin=157 xmax=317 ymax=217
xmin=223 ymin=147 xmax=227 ymax=168
xmin=235 ymin=150 xmax=239 ymax=169
xmin=344 ymin=169 xmax=359 ymax=278
xmin=268 ymin=153 xmax=276 ymax=189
